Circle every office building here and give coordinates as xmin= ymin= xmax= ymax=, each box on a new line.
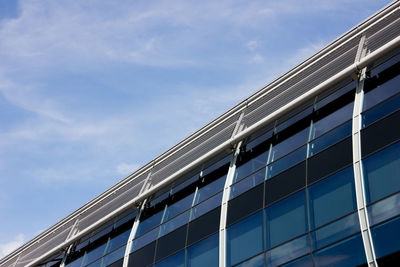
xmin=1 ymin=2 xmax=400 ymax=267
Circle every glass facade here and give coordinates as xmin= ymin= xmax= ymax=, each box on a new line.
xmin=18 ymin=9 xmax=400 ymax=267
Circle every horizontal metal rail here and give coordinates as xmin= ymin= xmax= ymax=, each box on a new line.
xmin=24 ymin=32 xmax=400 ymax=267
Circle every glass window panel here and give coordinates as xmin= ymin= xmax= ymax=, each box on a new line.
xmin=106 ymin=229 xmax=130 ymax=254
xmin=266 ymin=145 xmax=306 ymax=179
xmin=155 ymin=249 xmax=185 ymax=267
xmin=186 ymin=233 xmax=219 ymax=267
xmin=114 ymin=210 xmax=136 ymax=229
xmin=368 ymin=192 xmax=400 ymax=226
xmin=190 ymin=192 xmax=222 ymax=221
xmin=65 ymin=257 xmax=83 ymax=267
xmin=266 ymin=234 xmax=310 ymax=267
xmin=313 ymin=234 xmax=366 ymax=267
xmin=227 ymin=211 xmax=264 ymax=266
xmin=363 ymin=74 xmax=400 ymax=111
xmin=234 ymin=253 xmax=265 ymax=267
xmin=235 ymin=150 xmax=269 ymax=183
xmin=136 ymin=210 xmax=163 ymax=236
xmin=311 ymin=212 xmax=359 ymax=250
xmin=194 ymin=175 xmax=225 ymax=205
xmin=270 ymin=127 xmax=309 ymax=161
xmin=363 ymin=92 xmax=400 ymax=128
xmin=265 ymin=190 xmax=307 ymax=248
xmin=102 ymin=245 xmax=126 ymax=266
xmin=308 ymin=166 xmax=356 ymax=228
xmin=311 ymin=102 xmax=353 ymax=140
xmin=131 ymin=226 xmax=159 ymax=252
xmin=308 ymin=120 xmax=352 ymax=157
xmin=163 ymin=193 xmax=194 ymax=222
xmin=363 ymin=141 xmax=400 ymax=203
xmin=90 ymin=224 xmax=113 ymax=243
xmin=159 ymin=210 xmax=190 ymax=237
xmin=316 ymin=80 xmax=354 ymax=111
xmin=279 ymin=254 xmax=313 ymax=267
xmin=85 ymin=258 xmax=102 ymax=267
xmin=230 ymin=168 xmax=265 ymax=200
xmin=82 ymin=243 xmax=107 ymax=266
xmin=371 ymin=215 xmax=400 ymax=259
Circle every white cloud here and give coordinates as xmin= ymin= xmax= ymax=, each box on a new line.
xmin=0 ymin=233 xmax=25 ymax=259
xmin=116 ymin=163 xmax=140 ymax=176
xmin=246 ymin=40 xmax=259 ymax=51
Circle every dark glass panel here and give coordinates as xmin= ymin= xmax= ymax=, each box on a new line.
xmin=128 ymin=241 xmax=156 ymax=267
xmin=265 ymin=190 xmax=307 ymax=248
xmin=235 ymin=149 xmax=269 ymax=183
xmin=163 ymin=193 xmax=194 ymax=222
xmin=363 ymin=141 xmax=400 ymax=204
xmin=266 ymin=234 xmax=310 ymax=267
xmin=234 ymin=253 xmax=265 ymax=267
xmin=154 ymin=249 xmax=185 ymax=267
xmin=265 ymin=161 xmax=306 ymax=206
xmin=316 ymin=79 xmax=354 ymax=111
xmin=377 ymin=250 xmax=400 ymax=267
xmin=230 ymin=168 xmax=265 ymax=200
xmin=279 ymin=254 xmax=313 ymax=267
xmin=308 ymin=166 xmax=356 ymax=228
xmin=194 ymin=174 xmax=225 ymax=204
xmin=368 ymin=192 xmax=400 ymax=226
xmin=270 ymin=127 xmax=309 ymax=162
xmin=313 ymin=234 xmax=366 ymax=267
xmin=307 ymin=136 xmax=352 ymax=184
xmin=186 ymin=233 xmax=219 ymax=267
xmin=227 ymin=183 xmax=264 ymax=226
xmin=361 ymin=110 xmax=400 ymax=157
xmin=363 ymin=93 xmax=400 ymax=128
xmin=155 ymin=225 xmax=187 ymax=262
xmin=311 ymin=212 xmax=359 ymax=250
xmin=308 ymin=120 xmax=352 ymax=157
xmin=103 ymin=246 xmax=125 ymax=267
xmin=187 ymin=206 xmax=221 ymax=246
xmin=266 ymin=145 xmax=306 ymax=179
xmin=136 ymin=210 xmax=163 ymax=237
xmin=159 ymin=210 xmax=189 ymax=238
xmin=106 ymin=258 xmax=123 ymax=267
xmin=190 ymin=192 xmax=222 ymax=221
xmin=131 ymin=226 xmax=159 ymax=252
xmin=82 ymin=243 xmax=107 ymax=266
xmin=371 ymin=216 xmax=400 ymax=260
xmin=106 ymin=229 xmax=130 ymax=254
xmin=227 ymin=211 xmax=264 ymax=267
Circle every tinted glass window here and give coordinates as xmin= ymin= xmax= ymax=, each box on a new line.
xmin=308 ymin=166 xmax=356 ymax=228
xmin=371 ymin=216 xmax=400 ymax=259
xmin=154 ymin=250 xmax=185 ymax=267
xmin=106 ymin=229 xmax=130 ymax=253
xmin=186 ymin=233 xmax=219 ymax=267
xmin=266 ymin=234 xmax=310 ymax=267
xmin=227 ymin=211 xmax=264 ymax=266
xmin=234 ymin=253 xmax=265 ymax=267
xmin=265 ymin=190 xmax=307 ymax=248
xmin=363 ymin=141 xmax=400 ymax=204
xmin=368 ymin=192 xmax=400 ymax=226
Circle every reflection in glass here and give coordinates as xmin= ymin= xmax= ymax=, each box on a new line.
xmin=371 ymin=215 xmax=400 ymax=259
xmin=363 ymin=141 xmax=400 ymax=204
xmin=311 ymin=212 xmax=359 ymax=250
xmin=102 ymin=245 xmax=125 ymax=266
xmin=234 ymin=253 xmax=265 ymax=267
xmin=227 ymin=211 xmax=264 ymax=266
xmin=106 ymin=229 xmax=130 ymax=254
xmin=311 ymin=102 xmax=353 ymax=139
xmin=187 ymin=233 xmax=219 ymax=267
xmin=270 ymin=127 xmax=309 ymax=162
xmin=368 ymin=192 xmax=400 ymax=226
xmin=163 ymin=193 xmax=194 ymax=222
xmin=362 ymin=93 xmax=400 ymax=128
xmin=131 ymin=226 xmax=159 ymax=252
xmin=194 ymin=175 xmax=225 ymax=205
xmin=308 ymin=166 xmax=356 ymax=228
xmin=190 ymin=192 xmax=222 ymax=221
xmin=155 ymin=249 xmax=185 ymax=267
xmin=363 ymin=74 xmax=400 ymax=112
xmin=230 ymin=168 xmax=265 ymax=200
xmin=308 ymin=120 xmax=352 ymax=157
xmin=235 ymin=150 xmax=268 ymax=183
xmin=280 ymin=254 xmax=313 ymax=267
xmin=136 ymin=210 xmax=163 ymax=236
xmin=265 ymin=190 xmax=307 ymax=248
xmin=82 ymin=243 xmax=107 ymax=266
xmin=313 ymin=234 xmax=366 ymax=267
xmin=159 ymin=210 xmax=190 ymax=237
xmin=266 ymin=145 xmax=306 ymax=179
xmin=266 ymin=234 xmax=310 ymax=267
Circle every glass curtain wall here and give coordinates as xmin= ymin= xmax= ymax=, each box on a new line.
xmin=128 ymin=152 xmax=232 ymax=267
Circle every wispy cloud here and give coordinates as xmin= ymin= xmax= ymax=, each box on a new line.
xmin=0 ymin=233 xmax=24 ymax=259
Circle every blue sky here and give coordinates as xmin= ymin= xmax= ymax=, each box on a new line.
xmin=0 ymin=0 xmax=392 ymax=258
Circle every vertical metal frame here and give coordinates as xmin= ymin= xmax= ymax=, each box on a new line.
xmin=123 ymin=200 xmax=147 ymax=267
xmin=219 ymin=142 xmax=242 ymax=267
xmin=352 ymin=67 xmax=378 ymax=267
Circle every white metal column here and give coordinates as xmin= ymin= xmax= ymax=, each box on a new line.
xmin=219 ymin=142 xmax=242 ymax=267
xmin=123 ymin=200 xmax=147 ymax=267
xmin=353 ymin=67 xmax=378 ymax=267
